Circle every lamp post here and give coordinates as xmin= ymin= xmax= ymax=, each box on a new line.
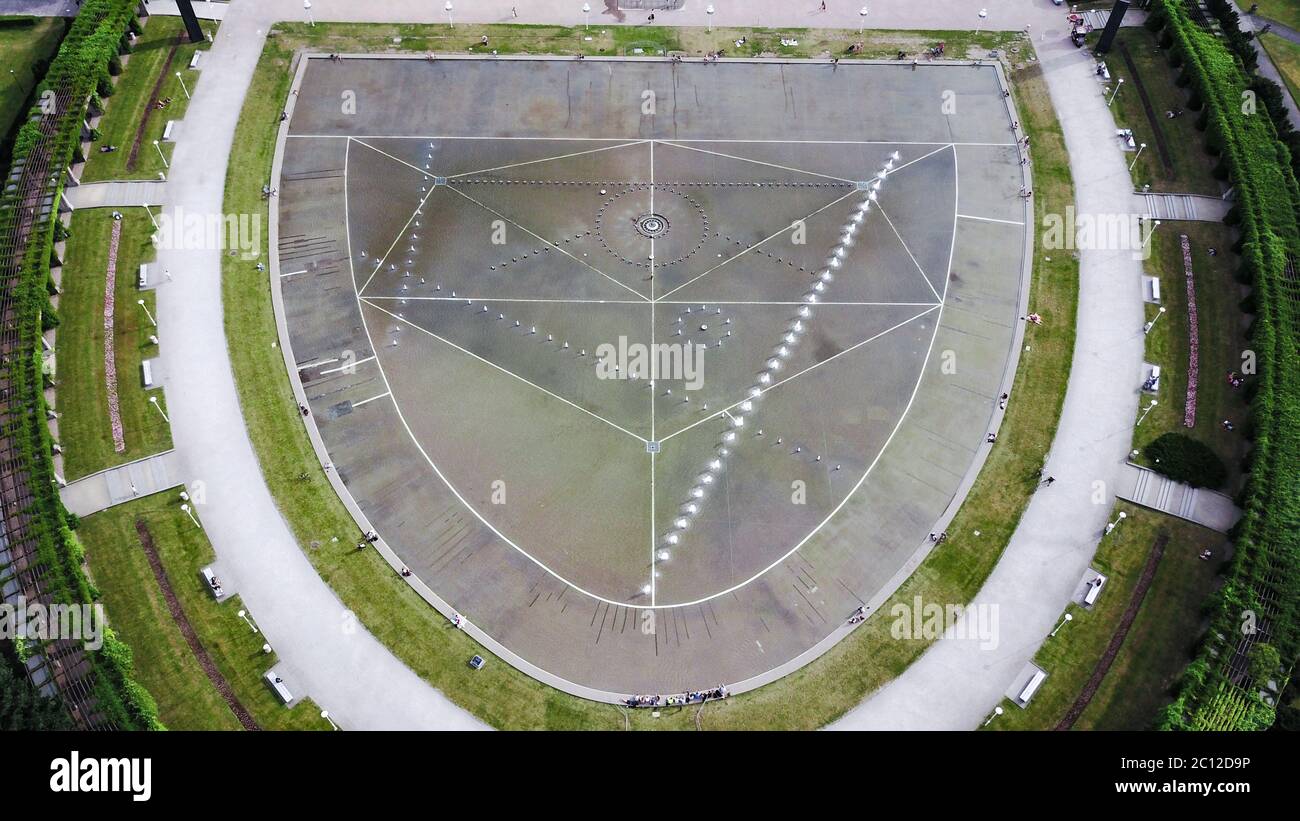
xmin=982 ymin=705 xmax=1004 ymax=727
xmin=1137 ymin=399 xmax=1158 ymax=426
xmin=1106 ymin=510 xmax=1128 ymax=535
xmin=860 ymin=6 xmax=869 ymax=34
xmin=582 ymin=3 xmax=590 ymax=30
xmin=1144 ymin=306 xmax=1167 ymax=335
xmin=152 ymin=139 xmax=169 ymax=169
xmin=304 ymin=0 xmax=314 ymax=27
xmin=141 ymin=203 xmax=159 ymax=230
xmin=149 ymin=395 xmax=170 ymax=424
xmin=1129 ymin=142 xmax=1146 ymax=171
xmin=175 ymin=71 xmax=190 ymax=99
xmin=137 ymin=298 xmax=157 ymax=326
xmin=976 ymin=8 xmax=988 ymax=35
xmin=237 ymin=609 xmax=259 ymax=634
xmin=445 ymin=1 xmax=454 ymax=28
xmin=1108 ymin=77 xmax=1124 ymax=106
xmin=321 ymin=709 xmax=340 ymax=730
xmin=1141 ymin=218 xmax=1161 ymax=250
xmin=707 ymin=4 xmax=715 ymax=33
xmin=180 ymin=503 xmax=200 ymax=528
xmin=1050 ymin=612 xmax=1074 ymax=637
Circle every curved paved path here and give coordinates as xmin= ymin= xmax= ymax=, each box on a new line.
xmin=144 ymin=0 xmax=1145 ymax=729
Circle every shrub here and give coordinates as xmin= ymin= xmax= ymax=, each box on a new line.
xmin=1145 ymin=433 xmax=1229 ymax=488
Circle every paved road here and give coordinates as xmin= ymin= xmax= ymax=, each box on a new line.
xmin=138 ymin=0 xmax=1152 ymax=730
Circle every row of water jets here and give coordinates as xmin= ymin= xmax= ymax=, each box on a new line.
xmin=650 ymin=151 xmax=900 ymax=581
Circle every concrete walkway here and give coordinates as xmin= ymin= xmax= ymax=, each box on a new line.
xmin=1135 ymin=191 xmax=1234 ymax=222
xmin=142 ymin=0 xmax=484 ymax=731
xmin=60 ymin=450 xmax=186 ymax=517
xmin=1115 ymin=462 xmax=1242 ymax=533
xmin=64 ymin=180 xmax=168 ymax=210
xmin=832 ymin=6 xmax=1154 ymax=729
xmin=1239 ymin=3 xmax=1300 ymax=127
xmin=133 ymin=0 xmax=1164 ymax=730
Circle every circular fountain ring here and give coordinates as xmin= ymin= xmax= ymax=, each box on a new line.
xmin=634 ymin=213 xmax=670 ymax=239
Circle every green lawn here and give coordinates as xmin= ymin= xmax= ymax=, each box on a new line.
xmin=0 ymin=17 xmax=66 ymax=149
xmin=80 ymin=15 xmax=215 ymax=183
xmin=989 ymin=503 xmax=1222 ymax=730
xmin=80 ymin=493 xmax=330 ymax=730
xmin=56 ymin=209 xmax=172 ymax=481
xmin=1252 ymin=0 xmax=1300 ymax=32
xmin=1131 ymin=223 xmax=1250 ymax=493
xmin=1259 ymin=32 xmax=1300 ymax=105
xmin=292 ymin=21 xmax=1022 ymax=60
xmin=218 ymin=25 xmax=1075 ymax=729
xmin=1099 ymin=28 xmax=1225 ymax=196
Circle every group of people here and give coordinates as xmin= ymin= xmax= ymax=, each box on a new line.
xmin=626 ymin=686 xmax=729 ymax=708
xmin=153 ymin=96 xmax=174 ymax=111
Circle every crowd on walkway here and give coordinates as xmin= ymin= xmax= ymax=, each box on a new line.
xmin=626 ymin=685 xmax=729 ymax=708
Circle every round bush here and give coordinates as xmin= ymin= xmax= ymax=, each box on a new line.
xmin=1145 ymin=433 xmax=1228 ymax=489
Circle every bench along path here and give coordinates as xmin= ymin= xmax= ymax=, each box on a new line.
xmin=134 ymin=519 xmax=261 ymax=730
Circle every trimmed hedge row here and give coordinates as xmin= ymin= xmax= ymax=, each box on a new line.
xmin=0 ymin=0 xmax=162 ymax=730
xmin=1146 ymin=1 xmax=1300 ymax=732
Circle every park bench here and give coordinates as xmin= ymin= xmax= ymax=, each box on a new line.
xmin=162 ymin=120 xmax=177 ymax=142
xmin=1083 ymin=576 xmax=1106 ymax=607
xmin=201 ymin=566 xmax=224 ymax=599
xmin=189 ymin=51 xmax=201 ymax=70
xmin=1148 ymin=277 xmax=1161 ymax=303
xmin=263 ymin=671 xmax=293 ymax=704
xmin=1018 ymin=669 xmax=1047 ymax=705
xmin=141 ymin=360 xmax=155 ymax=388
xmin=138 ymin=263 xmax=148 ymax=288
xmin=1143 ymin=364 xmax=1161 ymax=393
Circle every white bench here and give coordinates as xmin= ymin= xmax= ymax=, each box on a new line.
xmin=1149 ymin=277 xmax=1161 ymax=302
xmin=1083 ymin=576 xmax=1106 ymax=606
xmin=162 ymin=120 xmax=176 ymax=142
xmin=201 ymin=566 xmax=224 ymax=599
xmin=188 ymin=51 xmax=201 ymax=70
xmin=263 ymin=671 xmax=293 ymax=704
xmin=138 ymin=263 xmax=148 ymax=288
xmin=1144 ymin=365 xmax=1161 ymax=393
xmin=141 ymin=360 xmax=155 ymax=388
xmin=1018 ymin=669 xmax=1047 ymax=704
xmin=1097 ymin=62 xmax=1110 ymax=80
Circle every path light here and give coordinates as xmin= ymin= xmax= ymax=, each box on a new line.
xmin=175 ymin=70 xmax=190 ymax=99
xmin=152 ymin=139 xmax=169 ymax=169
xmin=859 ymin=6 xmax=868 ymax=34
xmin=1049 ymin=612 xmax=1073 ymax=637
xmin=1108 ymin=77 xmax=1124 ymax=106
xmin=707 ymin=4 xmax=715 ymax=33
xmin=321 ymin=710 xmax=340 ymax=730
xmin=237 ymin=609 xmax=258 ymax=633
xmin=303 ymin=0 xmax=314 ymax=27
xmin=180 ymin=502 xmax=199 ymax=528
xmin=1143 ymin=306 xmax=1166 ymax=335
xmin=1105 ymin=510 xmax=1128 ymax=535
xmin=582 ymin=3 xmax=590 ymax=30
xmin=1129 ymin=142 xmax=1146 ymax=172
xmin=1137 ymin=398 xmax=1158 ymax=426
xmin=137 ymin=298 xmax=157 ymax=326
xmin=149 ymin=395 xmax=170 ymax=424
xmin=1141 ymin=218 xmax=1161 ymax=250
xmin=445 ymin=1 xmax=454 ymax=28
xmin=982 ymin=705 xmax=1004 ymax=727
